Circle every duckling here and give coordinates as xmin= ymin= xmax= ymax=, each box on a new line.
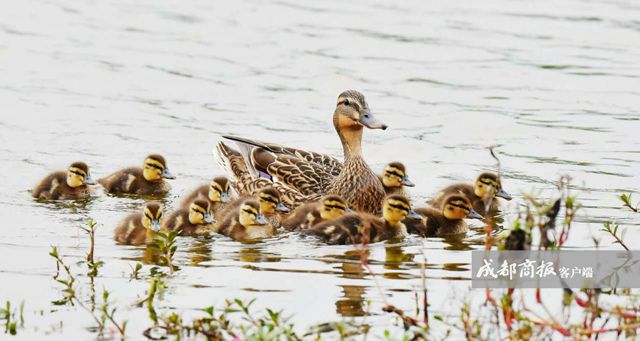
xmin=282 ymin=195 xmax=349 ymax=231
xmin=303 ymin=195 xmax=420 ymax=245
xmin=216 ymin=200 xmax=273 ymax=242
xmin=179 ymin=176 xmax=231 ymax=218
xmin=406 ymin=194 xmax=483 ymax=237
xmin=379 ymin=162 xmax=415 ymax=195
xmin=428 ymin=172 xmax=511 ymax=216
xmin=99 ymin=154 xmax=175 ymax=195
xmin=114 ymin=202 xmax=163 ymax=245
xmin=163 ymin=199 xmax=214 ymax=236
xmin=32 ymin=162 xmax=96 ymax=200
xmin=218 ymin=187 xmax=290 ymax=228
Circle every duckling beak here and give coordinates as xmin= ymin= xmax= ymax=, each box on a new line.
xmin=256 ymin=214 xmax=268 ymax=225
xmin=402 ymin=176 xmax=415 ymax=187
xmin=204 ymin=213 xmax=214 ymax=224
xmin=84 ymin=174 xmax=97 ymax=185
xmin=358 ymin=109 xmax=388 ymax=130
xmin=276 ymin=202 xmax=290 ymax=212
xmin=221 ymin=192 xmax=229 ymax=203
xmin=151 ymin=220 xmax=161 ymax=232
xmin=162 ymin=168 xmax=176 ymax=180
xmin=467 ymin=209 xmax=484 ymax=220
xmin=408 ymin=210 xmax=422 ymax=219
xmin=496 ymin=188 xmax=512 ymax=201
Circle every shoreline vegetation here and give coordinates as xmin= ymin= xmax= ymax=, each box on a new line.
xmin=4 ymin=179 xmax=639 ymax=339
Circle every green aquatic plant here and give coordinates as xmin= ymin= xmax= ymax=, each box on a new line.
xmin=601 ymin=222 xmax=629 ymax=251
xmin=0 ymin=301 xmax=23 ymax=335
xmin=152 ymin=231 xmax=180 ymax=273
xmin=80 ymin=219 xmax=104 ymax=277
xmin=619 ymin=193 xmax=638 ymax=213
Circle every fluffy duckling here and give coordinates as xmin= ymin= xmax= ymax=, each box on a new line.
xmin=303 ymin=195 xmax=420 ymax=245
xmin=216 ymin=200 xmax=273 ymax=242
xmin=219 ymin=187 xmax=290 ymax=228
xmin=99 ymin=154 xmax=175 ymax=195
xmin=180 ymin=176 xmax=231 ymax=216
xmin=114 ymin=202 xmax=163 ymax=245
xmin=428 ymin=172 xmax=511 ymax=215
xmin=163 ymin=199 xmax=214 ymax=236
xmin=379 ymin=162 xmax=415 ymax=195
xmin=406 ymin=194 xmax=483 ymax=237
xmin=282 ymin=195 xmax=349 ymax=231
xmin=32 ymin=162 xmax=96 ymax=200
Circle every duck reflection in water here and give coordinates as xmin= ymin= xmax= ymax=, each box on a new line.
xmin=335 ymin=285 xmax=367 ymax=317
xmin=236 ymin=247 xmax=282 ymax=263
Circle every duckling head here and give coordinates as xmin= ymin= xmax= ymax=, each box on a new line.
xmin=142 ymin=154 xmax=175 ymax=182
xmin=66 ymin=162 xmax=96 ymax=188
xmin=442 ymin=194 xmax=484 ymax=220
xmin=334 ymin=90 xmax=387 ymax=132
xmin=320 ymin=195 xmax=349 ymax=220
xmin=474 ymin=172 xmax=511 ymax=201
xmin=256 ymin=187 xmax=289 ymax=215
xmin=141 ymin=202 xmax=163 ymax=232
xmin=382 ymin=162 xmax=414 ymax=188
xmin=208 ymin=176 xmax=231 ymax=203
xmin=188 ymin=199 xmax=214 ymax=225
xmin=382 ymin=194 xmax=418 ymax=227
xmin=239 ymin=200 xmax=268 ymax=227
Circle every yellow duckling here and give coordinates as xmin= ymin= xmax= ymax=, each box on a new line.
xmin=114 ymin=202 xmax=163 ymax=245
xmin=99 ymin=154 xmax=175 ymax=195
xmin=32 ymin=162 xmax=96 ymax=200
xmin=406 ymin=194 xmax=483 ymax=237
xmin=163 ymin=199 xmax=214 ymax=236
xmin=282 ymin=195 xmax=349 ymax=231
xmin=218 ymin=187 xmax=290 ymax=228
xmin=303 ymin=194 xmax=420 ymax=245
xmin=428 ymin=172 xmax=511 ymax=216
xmin=180 ymin=176 xmax=231 ymax=217
xmin=379 ymin=162 xmax=415 ymax=195
xmin=216 ymin=200 xmax=273 ymax=242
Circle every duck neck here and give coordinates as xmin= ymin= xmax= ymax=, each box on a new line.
xmin=338 ymin=126 xmax=363 ymax=159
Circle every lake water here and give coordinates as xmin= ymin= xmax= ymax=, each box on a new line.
xmin=1 ymin=0 xmax=639 ymax=339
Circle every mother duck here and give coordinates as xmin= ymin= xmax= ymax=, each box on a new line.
xmin=215 ymin=90 xmax=388 ymax=214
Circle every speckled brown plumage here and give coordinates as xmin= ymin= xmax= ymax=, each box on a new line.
xmin=113 ymin=202 xmax=162 ymax=245
xmin=303 ymin=213 xmax=406 ymax=245
xmin=328 ymin=155 xmax=385 ymax=214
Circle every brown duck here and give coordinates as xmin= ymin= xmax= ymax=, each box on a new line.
xmin=215 ymin=90 xmax=388 ymax=214
xmin=163 ymin=199 xmax=214 ymax=236
xmin=428 ymin=172 xmax=511 ymax=216
xmin=281 ymin=195 xmax=349 ymax=231
xmin=215 ymin=200 xmax=273 ymax=242
xmin=114 ymin=202 xmax=163 ymax=245
xmin=406 ymin=194 xmax=483 ymax=237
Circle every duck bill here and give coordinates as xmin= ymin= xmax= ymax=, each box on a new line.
xmin=408 ymin=210 xmax=422 ymax=219
xmin=276 ymin=202 xmax=290 ymax=212
xmin=204 ymin=213 xmax=214 ymax=224
xmin=221 ymin=192 xmax=230 ymax=203
xmin=358 ymin=109 xmax=388 ymax=130
xmin=496 ymin=188 xmax=512 ymax=201
xmin=84 ymin=174 xmax=97 ymax=185
xmin=151 ymin=220 xmax=161 ymax=232
xmin=467 ymin=210 xmax=484 ymax=220
xmin=402 ymin=176 xmax=415 ymax=187
xmin=162 ymin=168 xmax=176 ymax=180
xmin=256 ymin=214 xmax=268 ymax=225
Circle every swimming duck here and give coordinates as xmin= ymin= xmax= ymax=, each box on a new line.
xmin=163 ymin=199 xmax=214 ymax=236
xmin=428 ymin=172 xmax=511 ymax=216
xmin=99 ymin=154 xmax=175 ymax=195
xmin=215 ymin=90 xmax=388 ymax=214
xmin=379 ymin=162 xmax=415 ymax=195
xmin=114 ymin=202 xmax=163 ymax=245
xmin=282 ymin=195 xmax=349 ymax=231
xmin=406 ymin=194 xmax=483 ymax=237
xmin=303 ymin=195 xmax=420 ymax=245
xmin=218 ymin=187 xmax=290 ymax=228
xmin=216 ymin=200 xmax=273 ymax=242
xmin=180 ymin=176 xmax=231 ymax=217
xmin=32 ymin=162 xmax=96 ymax=200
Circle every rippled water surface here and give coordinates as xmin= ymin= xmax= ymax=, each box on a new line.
xmin=1 ymin=0 xmax=639 ymax=339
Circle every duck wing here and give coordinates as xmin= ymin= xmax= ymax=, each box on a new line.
xmin=214 ymin=142 xmax=305 ymax=207
xmin=223 ymin=135 xmax=341 ymax=196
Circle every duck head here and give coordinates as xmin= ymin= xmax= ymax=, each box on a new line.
xmin=142 ymin=154 xmax=175 ymax=182
xmin=66 ymin=162 xmax=96 ymax=188
xmin=442 ymin=194 xmax=484 ymax=220
xmin=208 ymin=176 xmax=231 ymax=203
xmin=188 ymin=199 xmax=214 ymax=225
xmin=382 ymin=162 xmax=414 ymax=188
xmin=239 ymin=200 xmax=268 ymax=227
xmin=319 ymin=195 xmax=349 ymax=221
xmin=141 ymin=202 xmax=163 ymax=232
